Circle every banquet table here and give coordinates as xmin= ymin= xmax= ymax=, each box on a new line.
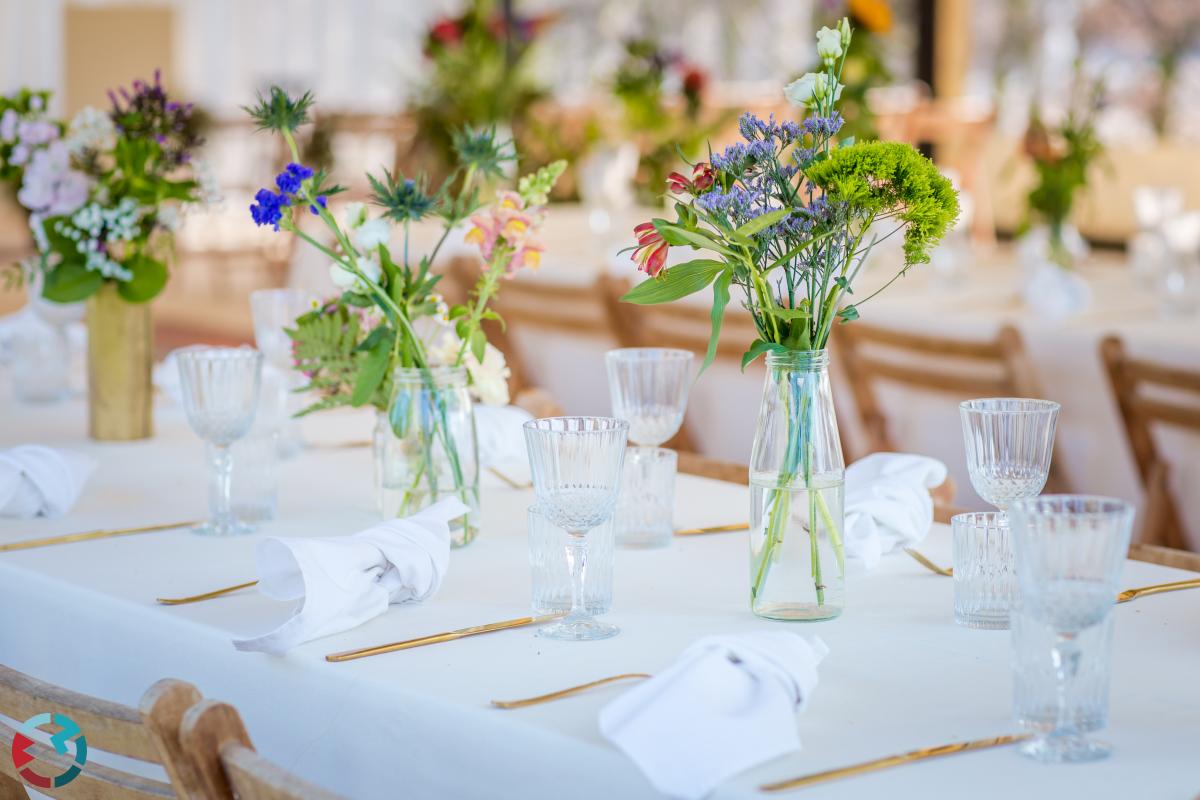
xmin=1 ymin=394 xmax=1197 ymax=800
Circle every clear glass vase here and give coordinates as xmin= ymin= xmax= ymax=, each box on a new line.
xmin=373 ymin=366 xmax=480 ymax=547
xmin=749 ymin=349 xmax=845 ymax=621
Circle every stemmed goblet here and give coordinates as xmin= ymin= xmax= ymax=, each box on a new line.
xmin=177 ymin=347 xmax=264 ymax=536
xmin=1009 ymin=495 xmax=1134 ymax=763
xmin=606 ymin=348 xmax=693 ymax=547
xmin=959 ymin=398 xmax=1061 ymax=513
xmin=523 ymin=416 xmax=629 ymax=640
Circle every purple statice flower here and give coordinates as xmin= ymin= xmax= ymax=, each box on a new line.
xmin=802 ymin=112 xmax=844 ymax=139
xmin=711 ymin=139 xmax=774 ymax=173
xmin=108 ymin=69 xmax=202 ymax=169
xmin=738 ymin=112 xmax=804 ymax=146
xmin=696 ymin=186 xmax=767 ymax=220
xmin=275 ymin=162 xmax=314 ymax=195
xmin=250 ymin=188 xmax=290 ymax=231
xmin=309 ymin=195 xmax=327 ymax=215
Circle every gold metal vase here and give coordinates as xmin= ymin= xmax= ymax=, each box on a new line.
xmin=87 ymin=282 xmax=153 ymax=440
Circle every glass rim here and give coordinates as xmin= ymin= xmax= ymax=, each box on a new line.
xmin=605 ymin=347 xmax=695 ymax=362
xmin=523 ymin=416 xmax=630 ymax=433
xmin=959 ymin=397 xmax=1061 ymax=415
xmin=174 ymin=345 xmax=262 ymax=363
xmin=1009 ymin=494 xmax=1134 ymax=518
xmin=392 ymin=364 xmax=468 ymax=380
xmin=950 ymin=510 xmax=1009 ymax=527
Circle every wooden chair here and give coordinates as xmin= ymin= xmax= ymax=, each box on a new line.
xmin=178 ymin=700 xmax=343 ymax=800
xmin=837 ymin=322 xmax=1071 ymax=495
xmin=1101 ymin=336 xmax=1200 ymax=551
xmin=0 ymin=665 xmax=199 ymax=799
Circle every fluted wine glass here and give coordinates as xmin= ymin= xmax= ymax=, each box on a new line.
xmin=1009 ymin=495 xmax=1134 ymax=763
xmin=523 ymin=416 xmax=629 ymax=640
xmin=960 ymin=398 xmax=1060 ymax=512
xmin=177 ymin=347 xmax=264 ymax=536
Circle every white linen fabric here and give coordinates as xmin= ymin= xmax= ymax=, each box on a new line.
xmin=0 ymin=445 xmax=94 ymax=518
xmin=843 ymin=452 xmax=948 ymax=569
xmin=233 ymin=497 xmax=467 ymax=655
xmin=599 ymin=632 xmax=828 ymax=800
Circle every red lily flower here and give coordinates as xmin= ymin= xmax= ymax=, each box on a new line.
xmin=632 ymin=221 xmax=669 ymax=277
xmin=691 ymin=162 xmax=715 ymax=191
xmin=666 ymin=171 xmax=692 ymax=194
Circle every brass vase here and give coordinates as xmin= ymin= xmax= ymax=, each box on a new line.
xmin=86 ymin=283 xmax=153 ymax=440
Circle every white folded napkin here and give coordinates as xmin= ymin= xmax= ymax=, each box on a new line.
xmin=844 ymin=452 xmax=948 ymax=569
xmin=0 ymin=445 xmax=95 ymax=518
xmin=474 ymin=403 xmax=531 ymax=469
xmin=599 ymin=632 xmax=828 ymax=800
xmin=233 ymin=497 xmax=467 ymax=655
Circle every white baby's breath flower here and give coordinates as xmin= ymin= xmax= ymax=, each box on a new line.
xmin=354 ymin=217 xmax=391 ymax=252
xmin=157 ymin=205 xmax=182 ymax=232
xmin=816 ymin=26 xmax=843 ymax=63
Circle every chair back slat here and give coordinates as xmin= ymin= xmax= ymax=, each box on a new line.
xmin=179 ymin=701 xmax=344 ymax=800
xmin=1100 ymin=335 xmax=1199 ymax=550
xmin=0 ymin=724 xmax=173 ymax=799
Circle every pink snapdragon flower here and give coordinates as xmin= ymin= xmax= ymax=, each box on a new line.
xmin=464 ymin=190 xmax=546 ymax=275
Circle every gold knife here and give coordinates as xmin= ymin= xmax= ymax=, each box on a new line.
xmin=675 ymin=522 xmax=750 ymax=536
xmin=326 ymin=613 xmax=565 ymax=662
xmin=0 ymin=520 xmax=198 ymax=553
xmin=1117 ymin=577 xmax=1200 ymax=604
xmin=157 ymin=580 xmax=260 ymax=606
xmin=487 ymin=467 xmax=533 ymax=490
xmin=760 ymin=734 xmax=1030 ymax=792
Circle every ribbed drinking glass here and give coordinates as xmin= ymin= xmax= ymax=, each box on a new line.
xmin=960 ymin=398 xmax=1060 ymax=511
xmin=523 ymin=416 xmax=628 ymax=641
xmin=952 ymin=511 xmax=1014 ymax=629
xmin=1009 ymin=495 xmax=1134 ymax=764
xmin=177 ymin=347 xmax=264 ymax=536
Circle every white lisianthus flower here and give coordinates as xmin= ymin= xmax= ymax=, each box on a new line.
xmin=354 ymin=217 xmax=391 ymax=252
xmin=816 ymin=26 xmax=843 ymax=63
xmin=328 ymin=254 xmax=382 ymax=293
xmin=839 ymin=17 xmax=852 ymax=47
xmin=343 ymin=201 xmax=367 ymax=229
xmin=784 ymin=73 xmax=843 ymax=108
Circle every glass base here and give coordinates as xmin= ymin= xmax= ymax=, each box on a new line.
xmin=192 ymin=520 xmax=254 ymax=537
xmin=450 ymin=522 xmax=480 ymax=549
xmin=1019 ymin=734 xmax=1111 ymax=763
xmin=955 ymin=611 xmax=1010 ymax=630
xmin=616 ymin=529 xmax=672 ymax=550
xmin=752 ymin=601 xmax=842 ymax=622
xmin=537 ymin=617 xmax=619 ymax=641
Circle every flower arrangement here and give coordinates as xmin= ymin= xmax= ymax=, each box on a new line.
xmin=623 ymin=19 xmax=958 ymax=614
xmin=0 ymin=72 xmax=211 ymax=303
xmin=1021 ymin=74 xmax=1104 ymax=268
xmin=246 ymin=86 xmax=563 ymax=536
xmin=611 ymin=36 xmax=718 ymax=205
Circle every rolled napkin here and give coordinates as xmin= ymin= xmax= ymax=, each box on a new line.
xmin=0 ymin=445 xmax=95 ymax=518
xmin=474 ymin=403 xmax=532 ymax=469
xmin=599 ymin=632 xmax=828 ymax=800
xmin=843 ymin=452 xmax=948 ymax=569
xmin=233 ymin=497 xmax=467 ymax=655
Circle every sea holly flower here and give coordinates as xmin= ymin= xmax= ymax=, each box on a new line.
xmin=368 ymin=168 xmax=438 ymax=224
xmin=816 ymin=26 xmax=843 ymax=64
xmin=243 ymin=86 xmax=314 ymax=135
xmin=631 ymin=221 xmax=669 ymax=277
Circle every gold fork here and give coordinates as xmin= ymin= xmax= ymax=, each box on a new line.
xmin=904 ymin=548 xmax=953 ymax=577
xmin=491 ymin=673 xmax=651 ymax=709
xmin=487 ymin=466 xmax=533 ymax=490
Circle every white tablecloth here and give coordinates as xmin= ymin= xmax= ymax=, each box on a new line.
xmin=0 ymin=396 xmax=1196 ymax=799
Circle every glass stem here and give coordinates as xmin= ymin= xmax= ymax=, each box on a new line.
xmin=1051 ymin=633 xmax=1081 ymax=741
xmin=564 ymin=531 xmax=589 ymax=621
xmin=208 ymin=443 xmax=234 ymax=527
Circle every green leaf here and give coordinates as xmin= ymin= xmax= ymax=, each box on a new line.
xmin=839 ymin=136 xmax=856 ymax=148
xmin=700 ymin=269 xmax=733 ymax=376
xmin=765 ymin=230 xmax=834 ymax=270
xmin=741 ymin=339 xmax=789 ymax=371
xmin=42 ymin=261 xmax=102 ymax=303
xmin=837 ymin=305 xmax=860 ymax=322
xmin=469 ymin=327 xmax=487 ymax=363
xmin=834 ymin=276 xmax=853 ymax=294
xmin=621 ymin=259 xmax=726 ymax=305
xmin=653 ymin=222 xmax=735 ymax=256
xmin=116 ymin=255 xmax=168 ymax=303
xmin=351 ymin=337 xmax=391 ymax=407
xmin=733 ymin=209 xmax=790 ymax=239
xmin=764 ymin=305 xmax=811 ymax=321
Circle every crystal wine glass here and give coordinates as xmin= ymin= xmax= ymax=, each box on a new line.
xmin=1009 ymin=495 xmax=1134 ymax=763
xmin=523 ymin=416 xmax=629 ymax=640
xmin=960 ymin=398 xmax=1060 ymax=512
xmin=250 ymin=288 xmax=312 ymax=458
xmin=177 ymin=347 xmax=264 ymax=536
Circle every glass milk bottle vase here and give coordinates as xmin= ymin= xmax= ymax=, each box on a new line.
xmin=374 ymin=366 xmax=480 ymax=547
xmin=749 ymin=349 xmax=846 ymax=621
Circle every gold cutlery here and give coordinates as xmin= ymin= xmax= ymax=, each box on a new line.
xmin=487 ymin=466 xmax=533 ymax=490
xmin=491 ymin=673 xmax=651 ymax=709
xmin=326 ymin=613 xmax=565 ymax=662
xmin=1117 ymin=577 xmax=1200 ymax=604
xmin=904 ymin=548 xmax=953 ymax=577
xmin=760 ymin=734 xmax=1030 ymax=792
xmin=156 ymin=580 xmax=259 ymax=606
xmin=675 ymin=522 xmax=750 ymax=536
xmin=0 ymin=520 xmax=198 ymax=553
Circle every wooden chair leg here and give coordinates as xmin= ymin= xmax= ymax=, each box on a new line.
xmin=0 ymin=773 xmax=28 ymax=800
xmin=179 ymin=700 xmax=255 ymax=800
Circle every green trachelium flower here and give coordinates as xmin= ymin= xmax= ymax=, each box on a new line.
xmin=243 ymin=86 xmax=314 ymax=134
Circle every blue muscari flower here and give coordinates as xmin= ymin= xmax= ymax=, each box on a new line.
xmin=275 ymin=162 xmax=314 ymax=195
xmin=802 ymin=112 xmax=844 ymax=138
xmin=249 ymin=188 xmax=289 ymax=231
xmin=309 ymin=195 xmax=327 ymax=215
